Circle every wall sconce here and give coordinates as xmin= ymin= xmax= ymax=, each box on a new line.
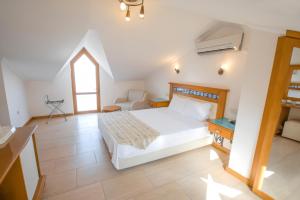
xmin=218 ymin=67 xmax=224 ymax=75
xmin=218 ymin=64 xmax=229 ymax=75
xmin=174 ymin=67 xmax=180 ymax=74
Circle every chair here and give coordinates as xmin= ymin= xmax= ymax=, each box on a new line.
xmin=114 ymin=90 xmax=149 ymax=111
xmin=282 ymin=120 xmax=300 ymax=141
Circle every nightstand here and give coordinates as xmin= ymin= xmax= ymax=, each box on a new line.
xmin=208 ymin=118 xmax=235 ymax=153
xmin=149 ymin=98 xmax=170 ymax=108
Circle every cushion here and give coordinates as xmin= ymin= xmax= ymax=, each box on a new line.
xmin=282 ymin=120 xmax=300 ymax=141
xmin=128 ymin=90 xmax=145 ymax=102
xmin=168 ymin=95 xmax=187 ymax=113
xmin=181 ymin=98 xmax=212 ymax=121
xmin=115 ymin=102 xmax=133 ymax=111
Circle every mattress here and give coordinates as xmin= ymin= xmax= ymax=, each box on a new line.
xmin=100 ymin=108 xmax=212 ymax=169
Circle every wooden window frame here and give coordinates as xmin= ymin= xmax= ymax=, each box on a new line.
xmin=70 ymin=48 xmax=101 ymax=114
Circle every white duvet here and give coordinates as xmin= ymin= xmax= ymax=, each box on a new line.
xmin=101 ymin=108 xmax=210 ymax=161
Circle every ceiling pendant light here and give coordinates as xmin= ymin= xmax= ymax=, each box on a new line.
xmin=139 ymin=4 xmax=144 ymax=19
xmin=118 ymin=0 xmax=145 ymax=21
xmin=125 ymin=8 xmax=131 ymax=21
xmin=120 ymin=1 xmax=127 ymax=11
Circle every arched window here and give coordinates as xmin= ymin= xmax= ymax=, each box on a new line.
xmin=70 ymin=48 xmax=100 ymax=113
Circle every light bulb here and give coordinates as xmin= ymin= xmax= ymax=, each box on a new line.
xmin=125 ymin=9 xmax=130 ymax=21
xmin=139 ymin=5 xmax=144 ymax=18
xmin=120 ymin=2 xmax=127 ymax=11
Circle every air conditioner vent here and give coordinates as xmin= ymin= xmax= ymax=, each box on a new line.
xmin=196 ymin=31 xmax=244 ymax=54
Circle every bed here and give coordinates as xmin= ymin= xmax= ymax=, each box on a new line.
xmin=98 ymin=82 xmax=229 ymax=169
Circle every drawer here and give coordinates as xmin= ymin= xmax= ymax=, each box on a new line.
xmin=208 ymin=123 xmax=233 ymax=140
xmin=150 ymin=101 xmax=169 ymax=108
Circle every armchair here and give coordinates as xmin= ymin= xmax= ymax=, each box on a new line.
xmin=114 ymin=89 xmax=149 ymax=111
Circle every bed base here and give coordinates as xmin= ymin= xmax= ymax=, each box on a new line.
xmin=103 ymin=135 xmax=213 ymax=170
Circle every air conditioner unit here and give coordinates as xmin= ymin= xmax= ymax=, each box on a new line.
xmin=196 ymin=32 xmax=244 ymax=54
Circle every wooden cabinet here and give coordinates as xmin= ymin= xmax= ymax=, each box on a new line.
xmin=208 ymin=123 xmax=234 ymax=141
xmin=0 ymin=126 xmax=45 ymax=200
xmin=20 ymin=137 xmax=40 ymax=200
xmin=208 ymin=118 xmax=235 ymax=153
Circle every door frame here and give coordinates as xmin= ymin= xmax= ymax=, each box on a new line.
xmin=70 ymin=48 xmax=101 ymax=114
xmin=249 ymin=30 xmax=300 ymax=199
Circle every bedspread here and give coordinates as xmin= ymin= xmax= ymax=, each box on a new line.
xmin=98 ymin=111 xmax=159 ymax=149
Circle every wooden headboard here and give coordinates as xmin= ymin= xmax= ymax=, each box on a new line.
xmin=169 ymin=82 xmax=229 ymax=119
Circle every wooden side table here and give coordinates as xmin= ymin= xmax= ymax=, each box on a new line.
xmin=149 ymin=98 xmax=170 ymax=108
xmin=208 ymin=118 xmax=235 ymax=154
xmin=102 ymin=105 xmax=121 ymax=113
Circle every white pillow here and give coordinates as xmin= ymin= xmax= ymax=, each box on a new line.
xmin=168 ymin=95 xmax=187 ymax=113
xmin=182 ymin=99 xmax=212 ymax=121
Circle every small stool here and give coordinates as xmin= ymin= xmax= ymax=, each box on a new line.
xmin=44 ymin=95 xmax=67 ymax=124
xmin=102 ymin=105 xmax=121 ymax=113
xmin=282 ymin=120 xmax=300 ymax=141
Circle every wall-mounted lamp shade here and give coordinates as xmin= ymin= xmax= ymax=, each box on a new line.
xmin=120 ymin=2 xmax=127 ymax=11
xmin=125 ymin=8 xmax=131 ymax=21
xmin=139 ymin=5 xmax=145 ymax=18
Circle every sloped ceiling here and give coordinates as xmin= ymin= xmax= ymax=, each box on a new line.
xmin=0 ymin=0 xmax=299 ymax=81
xmin=0 ymin=0 xmax=90 ymax=80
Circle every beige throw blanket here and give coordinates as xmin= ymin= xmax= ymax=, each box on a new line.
xmin=99 ymin=111 xmax=159 ymax=149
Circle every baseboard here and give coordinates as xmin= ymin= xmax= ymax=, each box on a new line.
xmin=252 ymin=188 xmax=274 ymax=200
xmin=212 ymin=142 xmax=230 ymax=154
xmin=31 ymin=113 xmax=74 ymax=120
xmin=33 ymin=175 xmax=46 ymax=200
xmin=23 ymin=113 xmax=74 ymax=126
xmin=225 ymin=167 xmax=250 ymax=185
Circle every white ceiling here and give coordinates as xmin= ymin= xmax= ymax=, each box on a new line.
xmin=163 ymin=0 xmax=300 ymax=33
xmin=0 ymin=0 xmax=299 ymax=81
xmin=0 ymin=0 xmax=90 ymax=80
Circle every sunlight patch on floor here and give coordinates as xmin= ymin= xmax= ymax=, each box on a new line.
xmin=201 ymin=174 xmax=242 ymax=199
xmin=264 ymin=170 xmax=275 ymax=178
xmin=209 ymin=149 xmax=220 ymax=161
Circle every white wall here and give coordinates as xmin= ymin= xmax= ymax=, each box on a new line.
xmin=25 ymin=29 xmax=145 ymax=117
xmin=1 ymin=59 xmax=30 ymax=127
xmin=0 ymin=63 xmax=11 ymax=126
xmin=145 ymin=26 xmax=280 ymax=178
xmin=228 ymin=28 xmax=279 ymax=177
xmin=145 ymin=29 xmax=249 ymax=119
xmin=25 ymin=64 xmax=74 ymax=117
xmin=26 ymin=64 xmax=144 ymax=116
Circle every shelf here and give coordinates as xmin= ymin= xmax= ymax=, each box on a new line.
xmin=289 ymin=82 xmax=300 ymax=89
xmin=289 ymin=88 xmax=300 ymax=91
xmin=282 ymin=103 xmax=300 ymax=109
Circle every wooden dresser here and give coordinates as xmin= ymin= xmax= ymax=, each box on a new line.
xmin=0 ymin=126 xmax=45 ymax=200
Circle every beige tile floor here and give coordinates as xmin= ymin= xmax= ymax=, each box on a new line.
xmin=262 ymin=136 xmax=300 ymax=199
xmin=29 ymin=114 xmax=259 ymax=200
